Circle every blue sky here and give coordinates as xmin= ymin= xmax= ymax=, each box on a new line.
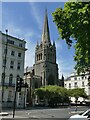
xmin=2 ymin=2 xmax=76 ymax=78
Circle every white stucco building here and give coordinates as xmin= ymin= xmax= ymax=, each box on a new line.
xmin=64 ymin=71 xmax=90 ymax=103
xmin=0 ymin=31 xmax=27 ymax=108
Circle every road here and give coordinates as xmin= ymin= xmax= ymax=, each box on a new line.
xmin=1 ymin=106 xmax=89 ymax=120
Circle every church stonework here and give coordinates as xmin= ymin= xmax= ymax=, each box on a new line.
xmin=33 ymin=10 xmax=58 ymax=86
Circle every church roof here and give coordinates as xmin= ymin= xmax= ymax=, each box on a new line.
xmin=41 ymin=9 xmax=50 ymax=44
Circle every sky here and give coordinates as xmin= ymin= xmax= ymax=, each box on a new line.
xmin=2 ymin=2 xmax=76 ymax=78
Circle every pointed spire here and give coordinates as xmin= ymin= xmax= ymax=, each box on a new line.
xmin=61 ymin=74 xmax=64 ymax=81
xmin=36 ymin=41 xmax=39 ymax=49
xmin=36 ymin=41 xmax=39 ymax=46
xmin=41 ymin=9 xmax=50 ymax=44
xmin=53 ymin=40 xmax=55 ymax=47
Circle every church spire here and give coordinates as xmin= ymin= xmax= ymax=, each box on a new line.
xmin=41 ymin=9 xmax=50 ymax=44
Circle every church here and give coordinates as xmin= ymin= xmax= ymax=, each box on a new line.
xmin=33 ymin=9 xmax=58 ymax=86
xmin=24 ymin=10 xmax=64 ymax=106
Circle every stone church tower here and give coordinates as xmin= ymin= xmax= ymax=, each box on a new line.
xmin=33 ymin=10 xmax=58 ymax=86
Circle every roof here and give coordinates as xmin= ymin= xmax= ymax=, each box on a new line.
xmin=1 ymin=31 xmax=26 ymax=43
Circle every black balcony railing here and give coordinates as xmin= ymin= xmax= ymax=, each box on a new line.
xmin=0 ymin=82 xmax=15 ymax=87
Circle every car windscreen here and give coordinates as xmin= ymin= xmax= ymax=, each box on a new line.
xmin=79 ymin=112 xmax=84 ymax=115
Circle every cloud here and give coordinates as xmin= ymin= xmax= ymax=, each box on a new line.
xmin=25 ymin=39 xmax=35 ymax=68
xmin=2 ymin=23 xmax=23 ymax=39
xmin=55 ymin=40 xmax=63 ymax=51
xmin=2 ymin=22 xmax=36 ymax=41
xmin=2 ymin=22 xmax=36 ymax=67
xmin=25 ymin=32 xmax=34 ymax=39
xmin=29 ymin=3 xmax=42 ymax=30
xmin=57 ymin=58 xmax=75 ymax=79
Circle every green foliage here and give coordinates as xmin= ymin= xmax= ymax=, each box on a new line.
xmin=52 ymin=1 xmax=90 ymax=73
xmin=34 ymin=88 xmax=46 ymax=99
xmin=68 ymin=88 xmax=88 ymax=102
xmin=34 ymin=85 xmax=69 ymax=106
xmin=34 ymin=86 xmax=88 ymax=106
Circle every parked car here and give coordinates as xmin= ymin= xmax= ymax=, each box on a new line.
xmin=69 ymin=109 xmax=90 ymax=120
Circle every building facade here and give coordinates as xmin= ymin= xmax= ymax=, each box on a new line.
xmin=0 ymin=31 xmax=26 ymax=108
xmin=24 ymin=67 xmax=42 ymax=106
xmin=64 ymin=71 xmax=90 ymax=103
xmin=33 ymin=10 xmax=58 ymax=86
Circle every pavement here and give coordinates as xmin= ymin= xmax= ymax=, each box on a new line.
xmin=0 ymin=106 xmax=89 ymax=120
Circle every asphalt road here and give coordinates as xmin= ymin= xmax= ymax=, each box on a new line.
xmin=1 ymin=106 xmax=89 ymax=120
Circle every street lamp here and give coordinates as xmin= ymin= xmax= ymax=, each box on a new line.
xmin=2 ymin=29 xmax=8 ymax=102
xmin=29 ymin=72 xmax=33 ymax=106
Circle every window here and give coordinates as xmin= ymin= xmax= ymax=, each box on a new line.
xmin=7 ymin=39 xmax=14 ymax=45
xmin=39 ymin=54 xmax=40 ymax=60
xmin=18 ymin=53 xmax=21 ymax=57
xmin=35 ymin=82 xmax=38 ymax=88
xmin=40 ymin=53 xmax=42 ymax=60
xmin=37 ymin=55 xmax=39 ymax=61
xmin=9 ymin=74 xmax=13 ymax=86
xmin=3 ymin=59 xmax=6 ymax=67
xmin=19 ymin=43 xmax=22 ymax=47
xmin=82 ymin=82 xmax=84 ymax=87
xmin=74 ymin=77 xmax=77 ymax=80
xmin=84 ymin=111 xmax=90 ymax=116
xmin=74 ymin=82 xmax=78 ymax=87
xmin=4 ymin=49 xmax=7 ymax=54
xmin=69 ymin=83 xmax=71 ymax=88
xmin=2 ymin=73 xmax=5 ymax=84
xmin=7 ymin=91 xmax=12 ymax=101
xmin=17 ymin=62 xmax=21 ymax=70
xmin=10 ymin=61 xmax=14 ymax=69
xmin=48 ymin=54 xmax=49 ymax=60
xmin=37 ymin=53 xmax=42 ymax=61
xmin=11 ymin=51 xmax=15 ymax=56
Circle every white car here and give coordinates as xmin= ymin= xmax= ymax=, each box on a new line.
xmin=69 ymin=109 xmax=90 ymax=120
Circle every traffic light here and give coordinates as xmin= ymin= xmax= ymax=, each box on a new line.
xmin=20 ymin=77 xmax=24 ymax=87
xmin=16 ymin=77 xmax=24 ymax=92
xmin=16 ymin=77 xmax=21 ymax=92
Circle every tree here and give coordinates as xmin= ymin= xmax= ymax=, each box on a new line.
xmin=68 ymin=88 xmax=88 ymax=103
xmin=34 ymin=88 xmax=46 ymax=100
xmin=52 ymin=1 xmax=90 ymax=74
xmin=34 ymin=85 xmax=69 ymax=107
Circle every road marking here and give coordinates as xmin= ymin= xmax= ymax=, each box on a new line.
xmin=29 ymin=115 xmax=37 ymax=118
xmin=28 ymin=112 xmax=32 ymax=115
xmin=69 ymin=111 xmax=84 ymax=114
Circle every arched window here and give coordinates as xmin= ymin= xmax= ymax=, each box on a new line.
xmin=41 ymin=53 xmax=42 ymax=60
xmin=9 ymin=74 xmax=13 ymax=86
xmin=39 ymin=54 xmax=40 ymax=60
xmin=35 ymin=82 xmax=38 ymax=88
xmin=37 ymin=55 xmax=39 ymax=61
xmin=2 ymin=73 xmax=5 ymax=85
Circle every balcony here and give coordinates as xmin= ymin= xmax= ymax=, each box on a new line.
xmin=0 ymin=82 xmax=15 ymax=87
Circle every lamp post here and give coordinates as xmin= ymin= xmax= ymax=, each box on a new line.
xmin=2 ymin=29 xmax=8 ymax=103
xmin=23 ymin=82 xmax=28 ymax=109
xmin=29 ymin=72 xmax=32 ymax=106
